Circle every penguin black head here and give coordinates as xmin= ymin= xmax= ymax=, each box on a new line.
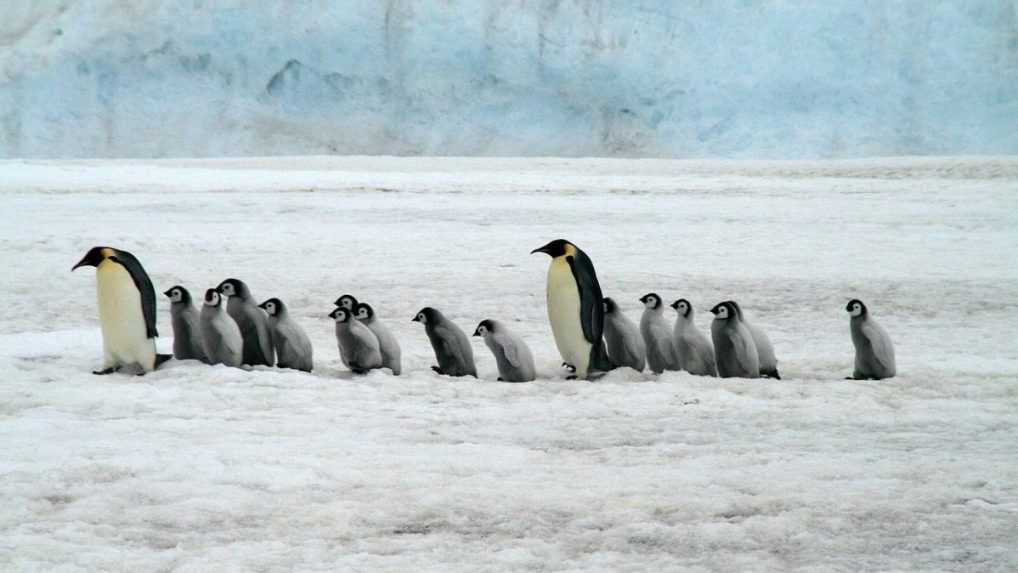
xmin=72 ymin=246 xmax=117 ymax=271
xmin=670 ymin=298 xmax=692 ymax=317
xmin=217 ymin=278 xmax=250 ymax=299
xmin=204 ymin=288 xmax=224 ymax=307
xmin=603 ymin=297 xmax=618 ymax=314
xmin=329 ymin=307 xmax=352 ymax=322
xmin=846 ymin=299 xmax=868 ymax=318
xmin=259 ymin=297 xmax=284 ymax=316
xmin=412 ymin=307 xmax=440 ymax=325
xmin=335 ymin=294 xmax=358 ymax=310
xmin=164 ymin=285 xmax=191 ymax=304
xmin=530 ymin=239 xmax=574 ymax=258
xmin=639 ymin=293 xmax=662 ymax=309
xmin=354 ymin=302 xmax=374 ymax=321
xmin=473 ymin=319 xmax=496 ymax=337
xmin=710 ymin=301 xmax=737 ymax=320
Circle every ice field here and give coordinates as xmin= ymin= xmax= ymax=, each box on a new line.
xmin=2 ymin=156 xmax=1017 ymax=571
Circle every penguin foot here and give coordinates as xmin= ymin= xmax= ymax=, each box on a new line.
xmin=497 ymin=377 xmax=504 ymax=382
xmin=562 ymin=362 xmax=576 ymax=373
xmin=431 ymin=366 xmax=444 ymax=375
xmin=92 ymin=366 xmax=120 ymax=375
xmin=566 ymin=375 xmax=578 ymax=380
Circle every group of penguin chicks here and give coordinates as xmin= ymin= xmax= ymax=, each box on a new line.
xmin=167 ymin=279 xmax=897 ymax=383
xmin=606 ymin=295 xmax=894 ymax=380
xmin=164 ymin=279 xmax=535 ymax=381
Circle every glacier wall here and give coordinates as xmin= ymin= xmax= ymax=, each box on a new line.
xmin=1 ymin=0 xmax=1016 ymax=159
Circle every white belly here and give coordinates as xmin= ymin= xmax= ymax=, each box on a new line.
xmin=547 ymin=258 xmax=591 ymax=377
xmin=97 ymin=259 xmax=154 ymax=369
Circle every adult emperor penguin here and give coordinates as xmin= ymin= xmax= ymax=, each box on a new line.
xmin=72 ymin=246 xmax=170 ymax=375
xmin=531 ymin=239 xmax=613 ymax=380
xmin=164 ymin=285 xmax=207 ymax=362
xmin=200 ymin=288 xmax=244 ymax=367
xmin=355 ymin=302 xmax=402 ymax=375
xmin=329 ymin=306 xmax=383 ymax=374
xmin=413 ymin=307 xmax=476 ymax=377
xmin=710 ymin=301 xmax=760 ymax=379
xmin=846 ymin=299 xmax=896 ymax=380
xmin=259 ymin=298 xmax=314 ymax=372
xmin=602 ymin=297 xmax=646 ymax=372
xmin=217 ymin=278 xmax=274 ymax=366
xmin=639 ymin=293 xmax=682 ymax=374
xmin=670 ymin=298 xmax=717 ymax=377
xmin=728 ymin=301 xmax=780 ymax=379
xmin=474 ymin=319 xmax=537 ymax=382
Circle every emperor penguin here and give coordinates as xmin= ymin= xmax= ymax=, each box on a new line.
xmin=670 ymin=298 xmax=717 ymax=377
xmin=728 ymin=301 xmax=780 ymax=379
xmin=531 ymin=239 xmax=613 ymax=380
xmin=335 ymin=294 xmax=358 ymax=311
xmin=412 ymin=307 xmax=476 ymax=377
xmin=846 ymin=299 xmax=896 ymax=380
xmin=329 ymin=306 xmax=383 ymax=374
xmin=72 ymin=246 xmax=170 ymax=374
xmin=199 ymin=288 xmax=243 ymax=367
xmin=602 ymin=297 xmax=646 ymax=372
xmin=217 ymin=278 xmax=274 ymax=366
xmin=355 ymin=302 xmax=402 ymax=375
xmin=164 ymin=285 xmax=207 ymax=362
xmin=473 ymin=319 xmax=537 ymax=382
xmin=710 ymin=301 xmax=760 ymax=379
xmin=639 ymin=293 xmax=681 ymax=374
xmin=259 ymin=298 xmax=314 ymax=372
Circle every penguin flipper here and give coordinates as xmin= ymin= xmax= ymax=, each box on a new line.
xmin=565 ymin=254 xmax=606 ymax=345
xmin=108 ymin=252 xmax=159 ymax=338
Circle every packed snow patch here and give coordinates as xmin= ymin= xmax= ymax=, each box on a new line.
xmin=1 ymin=157 xmax=1017 ymax=570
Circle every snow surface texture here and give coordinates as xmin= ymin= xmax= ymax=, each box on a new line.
xmin=3 ymin=156 xmax=1018 ymax=571
xmin=2 ymin=1 xmax=1017 ymax=159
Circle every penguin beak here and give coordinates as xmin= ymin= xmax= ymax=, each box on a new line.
xmin=71 ymin=254 xmax=96 ymax=271
xmin=530 ymin=246 xmax=547 ymax=255
xmin=163 ymin=289 xmax=173 ymax=297
xmin=411 ymin=315 xmax=420 ymax=322
xmin=472 ymin=328 xmax=481 ymax=336
xmin=669 ymin=301 xmax=679 ymax=309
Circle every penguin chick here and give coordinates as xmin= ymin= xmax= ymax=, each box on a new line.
xmin=639 ymin=293 xmax=681 ymax=374
xmin=199 ymin=288 xmax=243 ymax=367
xmin=474 ymin=319 xmax=536 ymax=382
xmin=164 ymin=285 xmax=207 ymax=362
xmin=710 ymin=301 xmax=760 ymax=379
xmin=728 ymin=301 xmax=780 ymax=379
xmin=602 ymin=297 xmax=646 ymax=372
xmin=670 ymin=298 xmax=717 ymax=377
xmin=217 ymin=278 xmax=274 ymax=366
xmin=259 ymin=298 xmax=314 ymax=372
xmin=329 ymin=306 xmax=382 ymax=374
xmin=334 ymin=294 xmax=358 ymax=310
xmin=413 ymin=307 xmax=477 ymax=377
xmin=847 ymin=299 xmax=896 ymax=380
xmin=72 ymin=246 xmax=170 ymax=375
xmin=355 ymin=302 xmax=402 ymax=375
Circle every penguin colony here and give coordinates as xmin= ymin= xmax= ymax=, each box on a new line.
xmin=72 ymin=241 xmax=897 ymax=381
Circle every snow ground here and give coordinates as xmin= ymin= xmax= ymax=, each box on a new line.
xmin=1 ymin=156 xmax=1017 ymax=571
